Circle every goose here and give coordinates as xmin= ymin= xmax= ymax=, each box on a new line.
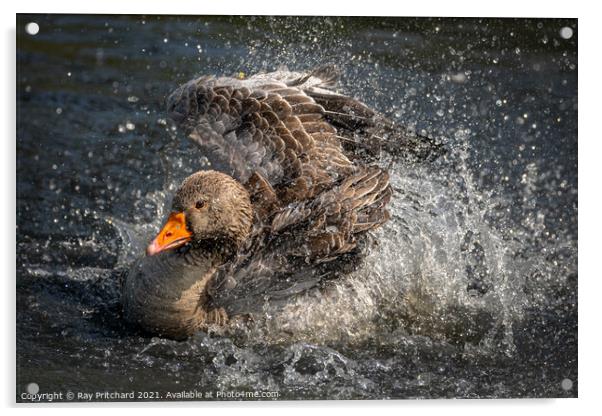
xmin=122 ymin=66 xmax=440 ymax=339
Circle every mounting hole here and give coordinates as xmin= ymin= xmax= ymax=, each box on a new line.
xmin=25 ymin=22 xmax=39 ymax=35
xmin=26 ymin=382 xmax=39 ymax=394
xmin=559 ymin=26 xmax=573 ymax=40
xmin=561 ymin=378 xmax=573 ymax=391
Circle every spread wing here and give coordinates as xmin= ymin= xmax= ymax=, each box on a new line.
xmin=306 ymin=88 xmax=444 ymax=161
xmin=165 ymin=66 xmax=438 ymax=318
xmin=166 ymin=67 xmax=357 ymax=211
xmin=206 ymin=166 xmax=392 ymax=317
xmin=166 ymin=66 xmax=441 ymax=212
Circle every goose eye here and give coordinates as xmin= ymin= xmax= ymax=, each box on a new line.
xmin=195 ymin=200 xmax=205 ymax=209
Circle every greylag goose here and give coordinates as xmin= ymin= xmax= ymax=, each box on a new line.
xmin=122 ymin=66 xmax=439 ymax=339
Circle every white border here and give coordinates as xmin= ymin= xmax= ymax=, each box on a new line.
xmin=6 ymin=0 xmax=583 ymax=17
xmin=3 ymin=0 xmax=599 ymax=414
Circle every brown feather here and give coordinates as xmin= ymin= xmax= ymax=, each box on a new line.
xmin=126 ymin=67 xmax=441 ymax=337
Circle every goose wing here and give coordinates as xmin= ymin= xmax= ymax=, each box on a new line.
xmin=206 ymin=166 xmax=392 ymax=317
xmin=166 ymin=67 xmax=442 ymax=214
xmin=165 ymin=67 xmax=439 ymax=318
xmin=166 ymin=68 xmax=355 ymax=212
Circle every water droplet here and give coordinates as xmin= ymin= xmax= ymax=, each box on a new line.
xmin=450 ymin=72 xmax=466 ymax=83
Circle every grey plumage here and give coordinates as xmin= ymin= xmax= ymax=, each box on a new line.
xmin=123 ymin=66 xmax=442 ymax=338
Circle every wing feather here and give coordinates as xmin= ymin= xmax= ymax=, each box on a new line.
xmin=164 ymin=66 xmax=440 ymax=317
xmin=166 ymin=69 xmax=358 ymax=211
xmin=206 ymin=166 xmax=391 ymax=316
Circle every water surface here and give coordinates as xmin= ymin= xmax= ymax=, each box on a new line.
xmin=16 ymin=15 xmax=577 ymax=400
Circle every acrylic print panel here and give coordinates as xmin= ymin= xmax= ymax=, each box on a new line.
xmin=16 ymin=14 xmax=577 ymax=402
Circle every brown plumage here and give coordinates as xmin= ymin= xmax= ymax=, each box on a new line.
xmin=122 ymin=66 xmax=440 ymax=339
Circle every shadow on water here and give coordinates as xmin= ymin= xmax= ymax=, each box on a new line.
xmin=16 ymin=14 xmax=577 ymax=400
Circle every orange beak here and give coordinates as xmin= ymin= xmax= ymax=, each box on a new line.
xmin=146 ymin=212 xmax=193 ymax=256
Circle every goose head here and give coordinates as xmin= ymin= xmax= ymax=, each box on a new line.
xmin=146 ymin=170 xmax=253 ymax=256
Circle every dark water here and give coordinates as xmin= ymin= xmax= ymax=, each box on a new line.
xmin=16 ymin=15 xmax=577 ymax=401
